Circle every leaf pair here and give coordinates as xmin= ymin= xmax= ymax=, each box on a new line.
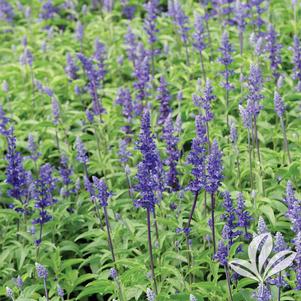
xmin=229 ymin=233 xmax=296 ymax=283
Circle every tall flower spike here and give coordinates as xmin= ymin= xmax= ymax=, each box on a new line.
xmin=274 ymin=91 xmax=285 ymax=118
xmin=266 ymin=25 xmax=282 ymax=81
xmin=157 ymin=76 xmax=171 ymax=125
xmin=292 ymin=35 xmax=301 ymax=91
xmin=284 ymin=181 xmax=301 ymax=234
xmin=187 ymin=115 xmax=207 ymax=193
xmin=239 ymin=104 xmax=252 ymax=129
xmin=133 ymin=47 xmax=150 ymax=113
xmin=201 ymin=79 xmax=215 ymax=122
xmin=65 ymin=53 xmax=79 ymax=81
xmin=257 ymin=216 xmax=268 ymax=234
xmin=124 ymin=26 xmax=137 ymax=64
xmin=218 ymin=31 xmax=234 ymax=91
xmin=294 ymin=231 xmax=301 ymax=289
xmin=246 ymin=63 xmax=264 ymax=118
xmin=253 ymin=283 xmax=272 ymax=301
xmin=115 ymin=88 xmax=133 ymax=123
xmin=192 ymin=13 xmax=206 ymax=54
xmin=92 ymin=177 xmax=110 ymax=207
xmin=162 ymin=114 xmax=180 ymax=191
xmin=214 ymin=240 xmax=228 ymax=266
xmin=5 ymin=127 xmax=30 ymax=202
xmin=35 ymin=263 xmax=48 ymax=279
xmin=93 ymin=39 xmax=107 ymax=83
xmin=236 ymin=193 xmax=252 ymax=238
xmin=169 ymin=0 xmax=190 ymax=44
xmin=206 ymin=139 xmax=223 ymax=194
xmin=77 ymin=53 xmax=106 ymax=116
xmin=32 ymin=163 xmax=57 ymax=228
xmin=0 ymin=0 xmax=14 ymax=22
xmin=143 ymin=0 xmax=159 ymax=44
xmin=135 ymin=110 xmax=164 ymax=206
xmin=28 ymin=134 xmax=40 ymax=161
xmin=146 ymin=288 xmax=156 ymax=301
xmin=75 ymin=137 xmax=89 ymax=165
xmin=51 ymin=97 xmax=60 ymax=126
xmin=75 ymin=21 xmax=84 ymax=44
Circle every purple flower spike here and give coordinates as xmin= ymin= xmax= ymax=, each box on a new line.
xmin=274 ymin=91 xmax=285 ymax=118
xmin=219 ymin=31 xmax=234 ymax=91
xmin=187 ymin=115 xmax=207 ymax=193
xmin=35 ymin=263 xmax=48 ymax=279
xmin=205 ymin=139 xmax=223 ymax=194
xmin=162 ymin=115 xmax=180 ymax=191
xmin=169 ymin=0 xmax=190 ymax=44
xmin=51 ymin=97 xmax=60 ymax=126
xmin=65 ymin=53 xmax=79 ymax=81
xmin=192 ymin=13 xmax=206 ymax=54
xmin=266 ymin=25 xmax=282 ymax=80
xmin=292 ymin=35 xmax=301 ymax=91
xmin=157 ymin=76 xmax=171 ymax=125
xmin=92 ymin=177 xmax=110 ymax=207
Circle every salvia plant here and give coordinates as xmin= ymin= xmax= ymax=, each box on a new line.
xmin=1 ymin=1 xmax=301 ymax=301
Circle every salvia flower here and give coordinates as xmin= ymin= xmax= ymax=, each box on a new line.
xmin=257 ymin=216 xmax=268 ymax=234
xmin=35 ymin=263 xmax=48 ymax=279
xmin=294 ymin=231 xmax=301 ymax=289
xmin=192 ymin=13 xmax=206 ymax=54
xmin=65 ymin=53 xmax=79 ymax=81
xmin=143 ymin=0 xmax=159 ymax=45
xmin=118 ymin=138 xmax=132 ymax=164
xmin=250 ymin=0 xmax=266 ymax=36
xmin=6 ymin=287 xmax=13 ymax=300
xmin=221 ymin=191 xmax=241 ymax=245
xmin=187 ymin=115 xmax=207 ymax=193
xmin=214 ymin=240 xmax=228 ymax=266
xmin=0 ymin=0 xmax=14 ymax=22
xmin=169 ymin=0 xmax=190 ymax=44
xmin=27 ymin=134 xmax=40 ymax=161
xmin=246 ymin=63 xmax=264 ymax=118
xmin=274 ymin=232 xmax=288 ymax=253
xmin=32 ymin=164 xmax=57 ymax=226
xmin=109 ymin=267 xmax=118 ymax=279
xmin=77 ymin=53 xmax=105 ymax=116
xmin=51 ymin=97 xmax=60 ymax=126
xmin=292 ymin=35 xmax=301 ymax=91
xmin=133 ymin=47 xmax=150 ymax=112
xmin=135 ymin=110 xmax=164 ymax=209
xmin=57 ymin=285 xmax=64 ymax=298
xmin=16 ymin=275 xmax=23 ymax=289
xmin=146 ymin=288 xmax=156 ymax=301
xmin=0 ymin=105 xmax=9 ymax=135
xmin=162 ymin=115 xmax=180 ymax=191
xmin=239 ymin=104 xmax=252 ymax=129
xmin=115 ymin=87 xmax=133 ymax=123
xmin=5 ymin=127 xmax=30 ymax=202
xmin=266 ymin=25 xmax=282 ymax=80
xmin=39 ymin=0 xmax=59 ymax=20
xmin=157 ymin=76 xmax=171 ymax=125
xmin=218 ymin=31 xmax=234 ymax=91
xmin=75 ymin=137 xmax=89 ymax=165
xmin=124 ymin=26 xmax=137 ymax=64
xmin=200 ymin=79 xmax=216 ymax=122
xmin=285 ymin=181 xmax=301 ymax=234
xmin=59 ymin=155 xmax=73 ymax=187
xmin=93 ymin=39 xmax=107 ymax=83
xmin=235 ymin=0 xmax=247 ymax=33
xmin=75 ymin=21 xmax=84 ymax=44
xmin=205 ymin=139 xmax=223 ymax=194
xmin=253 ymin=283 xmax=272 ymax=301
xmin=92 ymin=177 xmax=110 ymax=207
xmin=274 ymin=91 xmax=285 ymax=118
xmin=236 ymin=193 xmax=252 ymax=238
